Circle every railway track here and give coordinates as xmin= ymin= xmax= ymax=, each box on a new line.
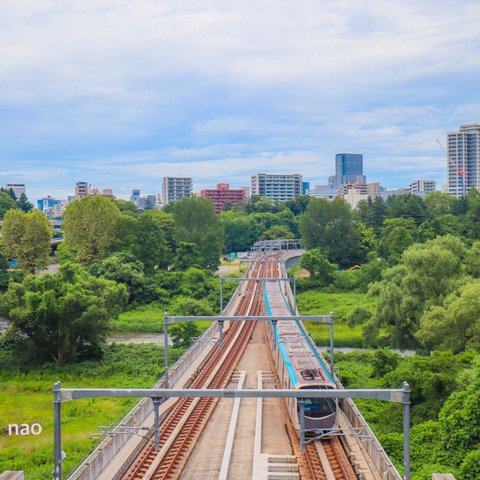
xmin=123 ymin=258 xmax=274 ymax=480
xmin=321 ymin=437 xmax=357 ymax=480
xmin=124 ymin=253 xmax=358 ymax=480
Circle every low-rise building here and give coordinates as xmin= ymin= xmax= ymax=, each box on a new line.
xmin=4 ymin=183 xmax=26 ymax=199
xmin=308 ymin=185 xmax=338 ymax=200
xmin=37 ymin=196 xmax=67 ymax=217
xmin=409 ymin=179 xmax=436 ymax=194
xmin=74 ymin=182 xmax=114 ymax=200
xmin=201 ymin=183 xmax=246 ymax=213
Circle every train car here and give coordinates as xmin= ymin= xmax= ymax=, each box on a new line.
xmin=264 ymin=279 xmax=337 ymax=433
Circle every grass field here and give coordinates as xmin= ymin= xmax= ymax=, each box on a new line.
xmin=0 ymin=343 xmax=182 ymax=479
xmin=112 ymin=306 xmax=212 ymax=333
xmin=297 ymin=289 xmax=377 ymax=347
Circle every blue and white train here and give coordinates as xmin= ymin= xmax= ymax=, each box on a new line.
xmin=264 ymin=279 xmax=337 ymax=433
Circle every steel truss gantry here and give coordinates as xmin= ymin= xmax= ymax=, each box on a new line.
xmin=53 ymin=382 xmax=411 ymax=480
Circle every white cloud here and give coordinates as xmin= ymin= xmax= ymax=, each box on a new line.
xmin=0 ymin=0 xmax=479 ymax=201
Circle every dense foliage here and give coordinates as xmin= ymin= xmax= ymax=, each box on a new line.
xmin=0 ymin=263 xmax=127 ymax=363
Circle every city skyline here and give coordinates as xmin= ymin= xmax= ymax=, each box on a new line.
xmin=1 ymin=1 xmax=479 ymax=201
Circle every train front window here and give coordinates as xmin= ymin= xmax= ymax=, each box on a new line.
xmin=300 ymin=398 xmax=335 ymax=418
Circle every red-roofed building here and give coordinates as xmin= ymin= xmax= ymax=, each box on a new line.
xmin=201 ymin=183 xmax=246 ymax=213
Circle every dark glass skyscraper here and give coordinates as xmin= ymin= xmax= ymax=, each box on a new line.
xmin=334 ymin=153 xmax=364 ymax=186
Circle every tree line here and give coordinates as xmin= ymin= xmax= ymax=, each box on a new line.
xmin=2 ymin=189 xmax=480 ymax=363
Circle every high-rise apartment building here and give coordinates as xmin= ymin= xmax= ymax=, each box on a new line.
xmin=447 ymin=124 xmax=480 ymax=198
xmin=250 ymin=173 xmax=302 ymax=202
xmin=4 ymin=183 xmax=26 ymax=199
xmin=409 ymin=179 xmax=436 ymax=195
xmin=334 ymin=154 xmax=365 ymax=186
xmin=162 ymin=177 xmax=193 ymax=205
xmin=201 ymin=183 xmax=246 ymax=213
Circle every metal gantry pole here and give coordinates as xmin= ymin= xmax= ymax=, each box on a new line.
xmin=152 ymin=397 xmax=162 ymax=451
xmin=219 ymin=276 xmax=223 ymax=314
xmin=218 ymin=320 xmax=224 ymax=351
xmin=164 ymin=312 xmax=169 ymax=389
xmin=293 ymin=275 xmax=297 ymax=313
xmin=53 ymin=381 xmax=62 ymax=480
xmin=329 ymin=312 xmax=334 ymax=376
xmin=272 ymin=319 xmax=277 ymax=351
xmin=403 ymin=381 xmax=411 ymax=480
xmin=299 ymin=398 xmax=305 ymax=452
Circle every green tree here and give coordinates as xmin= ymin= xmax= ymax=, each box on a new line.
xmin=371 ymin=237 xmax=465 ymax=347
xmin=259 ymin=224 xmax=294 ymax=240
xmin=17 ymin=192 xmax=33 ymax=212
xmin=465 ymin=188 xmax=480 ymax=238
xmin=424 ymin=191 xmax=455 ymax=217
xmin=63 ymin=196 xmax=120 ymax=265
xmin=173 ymin=242 xmax=201 ymax=271
xmin=378 ymin=218 xmax=416 ymax=262
xmin=0 ymin=262 xmax=127 ymax=363
xmin=416 ymin=281 xmax=480 ymax=352
xmin=466 ymin=241 xmax=480 ymax=278
xmin=112 ymin=214 xmax=139 ymax=253
xmin=222 ymin=214 xmax=260 ymax=252
xmin=385 ymin=193 xmax=427 ymax=225
xmin=173 ymin=197 xmax=223 ymax=271
xmin=245 ymin=195 xmax=281 ymax=213
xmin=0 ymin=191 xmax=18 ymax=219
xmin=90 ymin=252 xmax=145 ymax=302
xmin=169 ymin=322 xmax=201 ymax=347
xmin=114 ymin=199 xmax=138 ymax=214
xmin=284 ymin=195 xmax=311 ymax=216
xmin=356 ymin=196 xmax=387 ymax=236
xmin=1 ymin=209 xmax=52 ymax=273
xmin=300 ymin=248 xmax=337 ymax=285
xmin=438 ymin=364 xmax=480 ymax=467
xmin=298 ymin=198 xmax=363 ymax=267
xmin=133 ymin=210 xmax=170 ymax=271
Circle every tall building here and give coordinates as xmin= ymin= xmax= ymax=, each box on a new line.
xmin=201 ymin=183 xmax=246 ymax=213
xmin=447 ymin=123 xmax=480 ymax=198
xmin=250 ymin=173 xmax=302 ymax=202
xmin=409 ymin=179 xmax=436 ymax=194
xmin=162 ymin=177 xmax=193 ymax=205
xmin=334 ymin=154 xmax=365 ymax=186
xmin=4 ymin=183 xmax=26 ymax=199
xmin=130 ymin=189 xmax=140 ymax=204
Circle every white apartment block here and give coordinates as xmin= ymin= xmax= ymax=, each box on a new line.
xmin=447 ymin=123 xmax=480 ymax=198
xmin=162 ymin=177 xmax=193 ymax=205
xmin=4 ymin=183 xmax=26 ymax=199
xmin=409 ymin=179 xmax=436 ymax=194
xmin=250 ymin=173 xmax=302 ymax=202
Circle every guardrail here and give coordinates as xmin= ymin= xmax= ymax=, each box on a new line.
xmin=67 ymin=321 xmax=220 ymax=480
xmin=67 ymin=277 xmax=248 ymax=479
xmin=280 ymin=256 xmax=402 ymax=480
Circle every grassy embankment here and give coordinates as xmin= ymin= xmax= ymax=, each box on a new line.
xmin=297 ymin=289 xmax=376 ymax=347
xmin=0 ymin=344 xmax=183 ymax=479
xmin=112 ymin=307 xmax=212 ymax=333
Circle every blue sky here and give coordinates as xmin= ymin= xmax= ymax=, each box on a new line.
xmin=1 ymin=0 xmax=479 ymax=201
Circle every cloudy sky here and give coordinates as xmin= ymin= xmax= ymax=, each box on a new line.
xmin=1 ymin=0 xmax=479 ymax=201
